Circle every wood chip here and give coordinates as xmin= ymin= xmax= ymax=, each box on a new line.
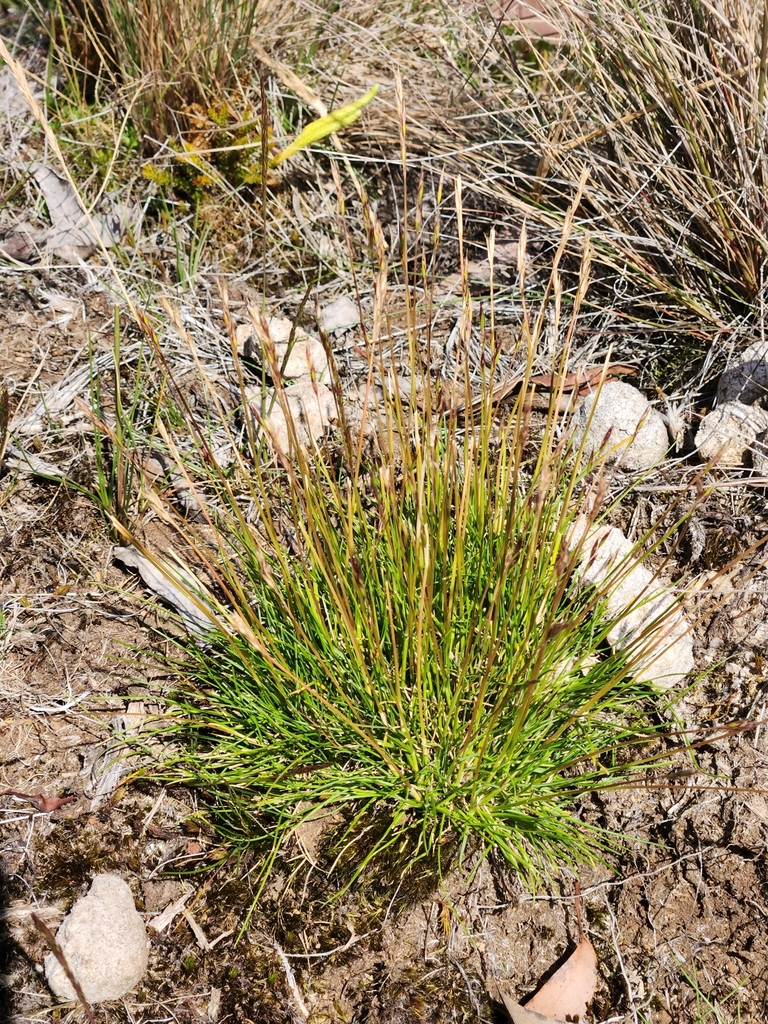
xmin=148 ymin=890 xmax=193 ymax=933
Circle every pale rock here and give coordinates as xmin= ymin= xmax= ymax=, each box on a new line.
xmin=234 ymin=321 xmax=252 ymax=350
xmin=571 ymin=381 xmax=669 ymax=470
xmin=568 ymin=517 xmax=694 ymax=690
xmin=247 ymin=382 xmax=336 ymax=453
xmin=694 ymin=400 xmax=768 ymax=466
xmin=45 ymin=875 xmax=148 ymax=1004
xmin=717 ymin=340 xmax=768 ymax=406
xmin=237 ymin=313 xmax=329 ymax=381
xmin=319 ymin=294 xmax=360 ymax=333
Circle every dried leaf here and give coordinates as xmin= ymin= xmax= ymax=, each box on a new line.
xmin=36 ymin=793 xmax=76 ymax=812
xmin=499 ymin=1003 xmax=555 ymax=1024
xmin=183 ymin=909 xmax=211 ymax=951
xmin=36 ymin=165 xmax=127 ymax=256
xmin=207 ymin=987 xmax=222 ymax=1022
xmin=1 ymin=789 xmax=75 ymax=812
xmin=34 ymin=165 xmax=91 ymax=237
xmin=113 ymin=546 xmax=221 ymax=635
xmin=142 ymin=451 xmax=202 ymax=517
xmin=499 ymin=935 xmax=598 ymax=1023
xmin=2 ymin=445 xmax=61 ymax=477
xmin=16 ymin=351 xmax=116 ymax=436
xmin=148 ymin=889 xmax=193 ymax=933
xmin=0 ymin=163 xmax=130 ymax=262
xmin=444 ymin=363 xmax=637 ymax=416
xmin=0 ymin=64 xmax=36 ymax=122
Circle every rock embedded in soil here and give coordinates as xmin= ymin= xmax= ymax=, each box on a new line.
xmin=44 ymin=874 xmax=149 ymax=1004
xmin=246 ymin=381 xmax=337 ymax=453
xmin=236 ymin=313 xmax=329 ymax=381
xmin=717 ymin=339 xmax=768 ymax=406
xmin=753 ymin=429 xmax=768 ymax=476
xmin=570 ymin=381 xmax=669 ymax=470
xmin=694 ymin=400 xmax=768 ymax=466
xmin=319 ymin=294 xmax=361 ymax=334
xmin=569 ymin=517 xmax=694 ymax=690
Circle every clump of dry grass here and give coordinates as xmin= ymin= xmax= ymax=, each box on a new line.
xmin=45 ymin=0 xmax=282 ymax=140
xmin=17 ymin=0 xmax=487 ymax=287
xmin=481 ymin=0 xmax=768 ymax=327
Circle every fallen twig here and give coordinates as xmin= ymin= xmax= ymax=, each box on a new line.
xmin=443 ymin=363 xmax=638 ymax=415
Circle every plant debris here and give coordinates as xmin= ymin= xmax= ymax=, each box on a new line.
xmin=1 ymin=790 xmax=76 ymax=812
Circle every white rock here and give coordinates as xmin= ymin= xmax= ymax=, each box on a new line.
xmin=237 ymin=312 xmax=329 ymax=381
xmin=745 ymin=428 xmax=768 ymax=477
xmin=694 ymin=400 xmax=768 ymax=466
xmin=319 ymin=294 xmax=360 ymax=333
xmin=569 ymin=517 xmax=694 ymax=690
xmin=717 ymin=340 xmax=768 ymax=406
xmin=45 ymin=875 xmax=148 ymax=1004
xmin=247 ymin=381 xmax=337 ymax=453
xmin=571 ymin=381 xmax=669 ymax=470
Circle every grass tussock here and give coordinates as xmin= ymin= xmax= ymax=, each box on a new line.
xmin=46 ymin=0 xmax=280 ymax=139
xmin=4 ymin=0 xmax=737 ymax=893
xmin=499 ymin=0 xmax=768 ymax=324
xmin=96 ymin=208 xmax=700 ymax=890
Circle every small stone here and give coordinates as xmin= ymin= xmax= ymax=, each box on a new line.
xmin=694 ymin=401 xmax=768 ymax=466
xmin=246 ymin=381 xmax=337 ymax=453
xmin=568 ymin=517 xmax=694 ymax=690
xmin=237 ymin=312 xmax=329 ymax=381
xmin=319 ymin=295 xmax=360 ymax=334
xmin=717 ymin=340 xmax=768 ymax=406
xmin=45 ymin=875 xmax=148 ymax=1004
xmin=571 ymin=381 xmax=669 ymax=470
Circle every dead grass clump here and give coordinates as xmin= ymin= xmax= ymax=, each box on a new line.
xmin=497 ymin=0 xmax=768 ymax=326
xmin=43 ymin=0 xmax=282 ymax=140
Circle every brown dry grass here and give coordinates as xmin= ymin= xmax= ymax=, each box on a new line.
xmin=418 ymin=0 xmax=768 ymax=334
